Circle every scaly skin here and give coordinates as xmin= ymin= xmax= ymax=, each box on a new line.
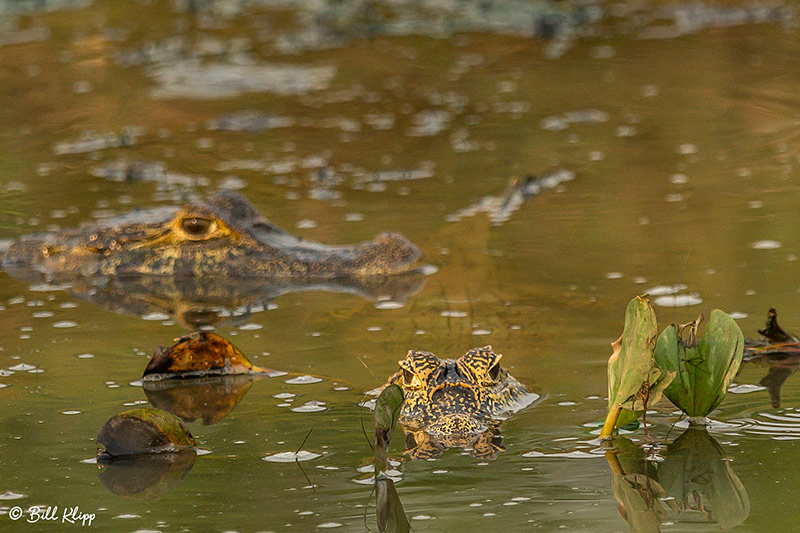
xmin=384 ymin=345 xmax=533 ymax=459
xmin=1 ymin=191 xmax=422 ymax=279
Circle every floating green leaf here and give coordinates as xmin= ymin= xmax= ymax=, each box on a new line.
xmin=96 ymin=408 xmax=195 ymax=457
xmin=653 ymin=310 xmax=744 ymax=418
xmin=601 ymin=296 xmax=675 ymax=439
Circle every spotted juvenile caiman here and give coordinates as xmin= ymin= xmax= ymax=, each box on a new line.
xmin=381 ymin=345 xmax=537 ymax=459
xmin=1 ymin=191 xmax=422 ymax=279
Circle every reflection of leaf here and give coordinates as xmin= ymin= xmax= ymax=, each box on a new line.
xmin=654 ymin=310 xmax=744 ymax=418
xmin=602 ymin=296 xmax=675 ymax=438
xmin=96 ymin=449 xmax=196 ymax=500
xmin=658 ymin=428 xmax=750 ymax=529
xmin=376 ymin=478 xmax=410 ymax=533
xmin=143 ymin=375 xmax=262 ymax=425
xmin=606 ymin=439 xmax=671 ymax=533
xmin=374 ymin=384 xmax=403 ymax=474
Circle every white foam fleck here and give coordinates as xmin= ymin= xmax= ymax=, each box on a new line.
xmin=412 ymin=515 xmax=432 ymax=520
xmin=653 ymin=294 xmax=703 ymax=307
xmin=53 ymin=321 xmax=77 ymax=328
xmin=317 ymin=522 xmax=342 ymax=528
xmin=522 ymin=450 xmax=604 ymax=459
xmin=751 ymin=240 xmax=782 ymax=250
xmin=9 ymin=363 xmax=36 ymax=371
xmin=296 ymin=219 xmax=318 ymax=229
xmin=262 ymin=451 xmax=321 ymax=463
xmin=60 ymin=410 xmax=82 ymax=415
xmin=374 ymin=300 xmax=404 ymax=310
xmin=646 ymin=284 xmax=688 ymax=296
xmin=0 ymin=491 xmax=25 ymax=500
xmin=239 ymin=323 xmax=263 ymax=331
xmin=142 ymin=312 xmax=170 ymax=321
xmin=274 ymin=393 xmax=296 ymax=399
xmin=440 ymin=310 xmax=468 ymax=318
xmin=729 ymin=384 xmax=766 ymax=394
xmin=291 ymin=401 xmax=326 ymax=413
xmin=605 ymin=272 xmax=623 ymax=279
xmin=472 ymin=329 xmax=492 ymax=335
xmin=112 ymin=514 xmax=141 ymax=519
xmin=729 ymin=312 xmax=748 ymax=319
xmin=285 ymin=375 xmax=323 ymax=385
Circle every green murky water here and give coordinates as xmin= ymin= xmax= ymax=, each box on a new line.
xmin=3 ymin=1 xmax=800 ymax=531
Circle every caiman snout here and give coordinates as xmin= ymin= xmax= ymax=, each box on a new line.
xmin=352 ymin=232 xmax=422 ymax=276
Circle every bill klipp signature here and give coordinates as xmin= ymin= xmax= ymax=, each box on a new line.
xmin=8 ymin=505 xmax=95 ymax=526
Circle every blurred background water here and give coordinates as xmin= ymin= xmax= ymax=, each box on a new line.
xmin=2 ymin=0 xmax=800 ymax=531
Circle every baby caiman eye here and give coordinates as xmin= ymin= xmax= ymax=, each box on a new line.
xmin=487 ymin=362 xmax=501 ymax=383
xmin=403 ymin=368 xmax=416 ymax=387
xmin=180 ymin=217 xmax=215 ymax=238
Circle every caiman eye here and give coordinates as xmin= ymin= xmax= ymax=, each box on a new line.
xmin=403 ymin=368 xmax=416 ymax=387
xmin=487 ymin=362 xmax=501 ymax=383
xmin=180 ymin=217 xmax=215 ymax=238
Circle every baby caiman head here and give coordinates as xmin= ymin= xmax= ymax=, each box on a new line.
xmin=2 ymin=191 xmax=422 ymax=278
xmin=389 ymin=346 xmax=527 ymax=436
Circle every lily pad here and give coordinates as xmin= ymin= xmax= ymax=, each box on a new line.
xmin=96 ymin=408 xmax=195 ymax=457
xmin=653 ymin=310 xmax=743 ymax=418
xmin=601 ymin=296 xmax=675 ymax=439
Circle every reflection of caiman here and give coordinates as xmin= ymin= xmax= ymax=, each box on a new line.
xmin=383 ymin=346 xmax=537 ymax=459
xmin=1 ymin=192 xmax=426 ymax=326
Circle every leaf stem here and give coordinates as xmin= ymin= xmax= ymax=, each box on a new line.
xmin=600 ymin=405 xmax=622 ymax=440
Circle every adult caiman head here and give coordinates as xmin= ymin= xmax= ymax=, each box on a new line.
xmin=1 ymin=191 xmax=423 ymax=279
